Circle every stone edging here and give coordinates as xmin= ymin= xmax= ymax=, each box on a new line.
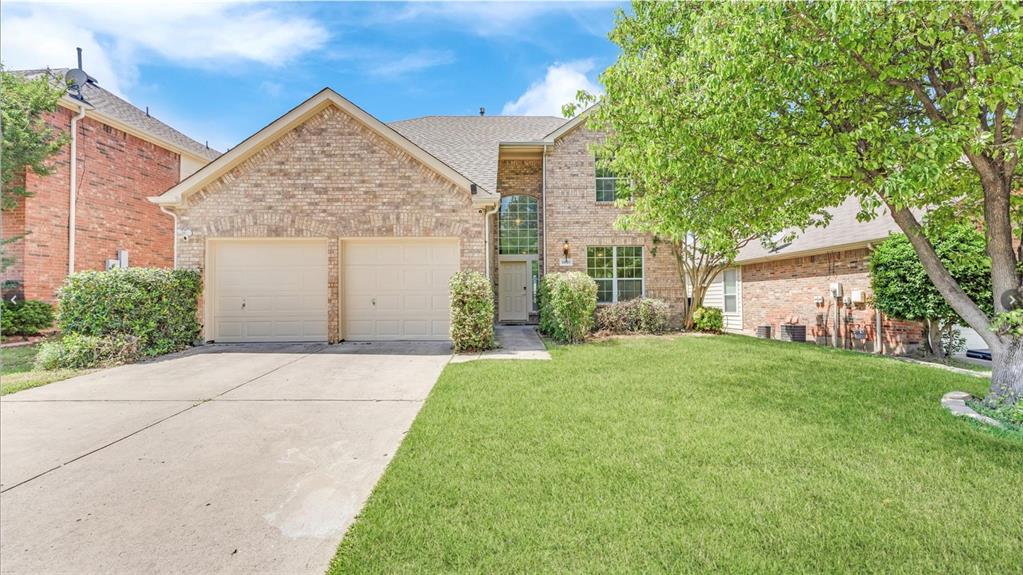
xmin=941 ymin=391 xmax=1004 ymax=429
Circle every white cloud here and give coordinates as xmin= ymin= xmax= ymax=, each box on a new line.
xmin=502 ymin=60 xmax=601 ymax=117
xmin=0 ymin=2 xmax=328 ymax=96
xmin=367 ymin=49 xmax=455 ymax=79
xmin=385 ymin=2 xmax=617 ymax=39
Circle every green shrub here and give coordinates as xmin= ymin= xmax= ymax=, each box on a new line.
xmin=638 ymin=298 xmax=670 ymax=334
xmin=1 ymin=299 xmax=55 ymax=336
xmin=538 ymin=272 xmax=597 ymax=343
xmin=449 ymin=271 xmax=495 ymax=353
xmin=595 ymin=298 xmax=671 ymax=334
xmin=57 ymin=268 xmax=201 ymax=356
xmin=34 ymin=333 xmax=142 ymax=370
xmin=692 ymin=306 xmax=724 ymax=332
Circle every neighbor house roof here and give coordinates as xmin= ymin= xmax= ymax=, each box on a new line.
xmin=735 ymin=197 xmax=903 ymax=263
xmin=152 ymin=88 xmax=481 ymax=207
xmin=389 ymin=115 xmax=567 ymax=195
xmin=14 ymin=68 xmax=220 ymax=162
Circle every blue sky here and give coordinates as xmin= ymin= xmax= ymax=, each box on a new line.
xmin=1 ymin=1 xmax=625 ymax=151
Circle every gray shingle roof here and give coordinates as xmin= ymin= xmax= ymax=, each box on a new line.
xmin=389 ymin=115 xmax=567 ymax=193
xmin=14 ymin=68 xmax=220 ymax=161
xmin=735 ymin=197 xmax=903 ymax=263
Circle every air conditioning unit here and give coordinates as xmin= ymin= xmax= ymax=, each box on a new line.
xmin=850 ymin=290 xmax=866 ymax=304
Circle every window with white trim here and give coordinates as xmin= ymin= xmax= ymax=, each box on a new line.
xmin=723 ymin=269 xmax=738 ymax=313
xmin=499 ymin=195 xmax=539 ymax=255
xmin=587 ymin=246 xmax=643 ymax=303
xmin=595 ymin=165 xmax=617 ymax=202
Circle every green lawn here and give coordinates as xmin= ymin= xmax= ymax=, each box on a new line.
xmin=1 ymin=343 xmax=87 ymax=395
xmin=331 ymin=335 xmax=1022 ymax=574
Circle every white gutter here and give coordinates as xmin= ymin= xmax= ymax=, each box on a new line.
xmin=483 ymin=202 xmax=500 ymax=281
xmin=541 ymin=144 xmax=548 ymax=274
xmin=68 ymin=103 xmax=87 ymax=275
xmin=159 ymin=206 xmax=178 ymax=268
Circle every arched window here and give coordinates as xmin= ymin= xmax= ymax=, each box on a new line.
xmin=499 ymin=195 xmax=538 ymax=255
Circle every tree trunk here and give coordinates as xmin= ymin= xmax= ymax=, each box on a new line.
xmin=988 ymin=336 xmax=1023 ymax=406
xmin=924 ymin=319 xmax=943 ymax=358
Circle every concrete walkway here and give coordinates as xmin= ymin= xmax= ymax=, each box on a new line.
xmin=450 ymin=325 xmax=551 ymax=363
xmin=0 ymin=341 xmax=451 ymax=575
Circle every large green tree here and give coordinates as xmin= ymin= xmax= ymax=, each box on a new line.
xmin=593 ymin=1 xmax=1022 ymax=405
xmin=1 ymin=68 xmax=68 ymax=271
xmin=1 ymin=69 xmax=68 ymax=209
xmin=571 ymin=6 xmax=831 ymax=328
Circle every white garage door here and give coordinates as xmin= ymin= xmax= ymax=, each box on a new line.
xmin=211 ymin=240 xmax=328 ymax=342
xmin=343 ymin=239 xmax=459 ymax=340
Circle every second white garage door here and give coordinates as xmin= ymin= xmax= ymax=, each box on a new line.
xmin=343 ymin=239 xmax=459 ymax=340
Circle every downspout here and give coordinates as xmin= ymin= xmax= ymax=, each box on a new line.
xmin=541 ymin=144 xmax=548 ymax=274
xmin=67 ymin=103 xmax=87 ymax=275
xmin=159 ymin=205 xmax=178 ymax=268
xmin=875 ymin=308 xmax=883 ymax=355
xmin=483 ymin=202 xmax=500 ymax=281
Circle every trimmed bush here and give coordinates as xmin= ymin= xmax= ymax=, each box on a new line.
xmin=1 ymin=299 xmax=54 ymax=336
xmin=34 ymin=333 xmax=142 ymax=370
xmin=637 ymin=298 xmax=670 ymax=334
xmin=538 ymin=272 xmax=597 ymax=343
xmin=692 ymin=306 xmax=724 ymax=332
xmin=594 ymin=298 xmax=671 ymax=334
xmin=595 ymin=299 xmax=642 ymax=333
xmin=57 ymin=268 xmax=201 ymax=357
xmin=449 ymin=271 xmax=495 ymax=353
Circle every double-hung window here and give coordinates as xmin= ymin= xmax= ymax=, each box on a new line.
xmin=586 ymin=246 xmax=643 ymax=303
xmin=595 ymin=165 xmax=617 ymax=203
xmin=723 ymin=269 xmax=738 ymax=313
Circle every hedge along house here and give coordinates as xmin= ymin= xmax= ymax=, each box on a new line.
xmin=2 ymin=64 xmax=220 ymax=304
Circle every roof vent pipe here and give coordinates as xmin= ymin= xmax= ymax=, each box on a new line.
xmin=77 ymin=47 xmax=83 ymax=70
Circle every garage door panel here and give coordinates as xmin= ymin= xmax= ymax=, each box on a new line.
xmin=343 ymin=239 xmax=458 ymax=341
xmin=212 ymin=241 xmax=328 ymax=343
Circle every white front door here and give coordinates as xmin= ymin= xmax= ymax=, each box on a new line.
xmin=499 ymin=261 xmax=529 ymax=321
xmin=210 ymin=240 xmax=329 ymax=343
xmin=342 ymin=239 xmax=459 ymax=340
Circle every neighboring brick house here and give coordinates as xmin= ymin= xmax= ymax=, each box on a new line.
xmin=1 ymin=68 xmax=219 ymax=303
xmin=149 ymin=87 xmax=922 ymax=351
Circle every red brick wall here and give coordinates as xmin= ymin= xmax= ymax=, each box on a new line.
xmin=0 ymin=106 xmax=179 ymax=303
xmin=740 ymin=248 xmax=923 ymax=353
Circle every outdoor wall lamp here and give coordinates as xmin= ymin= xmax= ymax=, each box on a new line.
xmin=562 ymin=239 xmax=570 ymax=258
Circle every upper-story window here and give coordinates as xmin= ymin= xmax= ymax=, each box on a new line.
xmin=499 ymin=195 xmax=539 ymax=255
xmin=595 ymin=164 xmax=617 ymax=202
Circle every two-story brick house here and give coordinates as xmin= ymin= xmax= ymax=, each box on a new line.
xmin=150 ymin=87 xmax=922 ymax=352
xmin=1 ymin=67 xmax=220 ymax=303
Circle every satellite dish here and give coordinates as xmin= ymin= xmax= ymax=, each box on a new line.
xmin=65 ymin=68 xmax=88 ymax=88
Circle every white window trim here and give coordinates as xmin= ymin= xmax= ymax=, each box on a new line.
xmin=589 ymin=245 xmax=645 ymax=304
xmin=723 ymin=268 xmax=738 ymax=314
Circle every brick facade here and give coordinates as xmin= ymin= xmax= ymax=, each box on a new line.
xmin=1 ymin=106 xmax=178 ymax=303
xmin=542 ymin=126 xmax=683 ymax=313
xmin=492 ymin=158 xmax=543 ymax=319
xmin=172 ymin=105 xmax=485 ymax=343
xmin=740 ymin=248 xmax=923 ymax=353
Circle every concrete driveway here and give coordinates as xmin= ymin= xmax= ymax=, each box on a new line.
xmin=0 ymin=341 xmax=452 ymax=575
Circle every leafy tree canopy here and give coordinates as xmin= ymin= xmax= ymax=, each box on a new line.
xmin=1 ymin=68 xmax=68 ymax=210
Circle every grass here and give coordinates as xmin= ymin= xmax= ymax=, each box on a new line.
xmin=0 ymin=343 xmax=86 ymax=395
xmin=330 ymin=335 xmax=1022 ymax=574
